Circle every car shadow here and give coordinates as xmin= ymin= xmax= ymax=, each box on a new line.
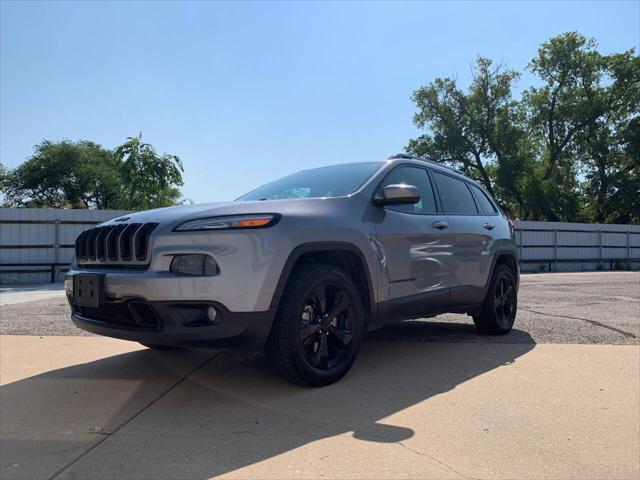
xmin=0 ymin=324 xmax=535 ymax=479
xmin=365 ymin=318 xmax=537 ymax=344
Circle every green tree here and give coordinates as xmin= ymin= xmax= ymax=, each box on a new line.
xmin=408 ymin=32 xmax=639 ymax=223
xmin=407 ymin=57 xmax=533 ymax=216
xmin=0 ymin=162 xmax=7 ymax=191
xmin=576 ymin=51 xmax=640 ymax=223
xmin=114 ymin=133 xmax=184 ymax=210
xmin=0 ymin=162 xmax=9 ymax=207
xmin=2 ymin=140 xmax=124 ymax=208
xmin=579 ymin=115 xmax=640 ymax=224
xmin=2 ymin=135 xmax=186 ymax=210
xmin=523 ymin=32 xmax=639 ymax=221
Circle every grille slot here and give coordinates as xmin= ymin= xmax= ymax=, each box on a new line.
xmin=75 ymin=222 xmax=157 ymax=266
xmin=106 ymin=224 xmax=126 ymax=260
xmin=96 ymin=226 xmax=111 ymax=260
xmin=73 ymin=300 xmax=160 ymax=331
xmin=134 ymin=223 xmax=158 ymax=260
xmin=120 ymin=223 xmax=142 ymax=261
xmin=86 ymin=229 xmax=100 ymax=260
xmin=75 ymin=230 xmax=89 ymax=261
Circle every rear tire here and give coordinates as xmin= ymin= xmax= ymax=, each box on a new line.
xmin=473 ymin=264 xmax=518 ymax=335
xmin=140 ymin=343 xmax=183 ymax=351
xmin=266 ymin=263 xmax=364 ymax=387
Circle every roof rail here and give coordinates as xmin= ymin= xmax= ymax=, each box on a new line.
xmin=387 ymin=153 xmax=465 ymax=175
xmin=387 ymin=153 xmax=419 ymax=160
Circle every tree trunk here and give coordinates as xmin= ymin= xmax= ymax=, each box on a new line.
xmin=472 ymin=153 xmax=495 ymax=197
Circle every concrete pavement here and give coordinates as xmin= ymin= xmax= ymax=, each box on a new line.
xmin=0 ymin=284 xmax=65 ymax=306
xmin=1 ymin=335 xmax=638 ymax=480
xmin=1 ymin=271 xmax=639 ymax=479
xmin=0 ymin=336 xmax=215 ymax=480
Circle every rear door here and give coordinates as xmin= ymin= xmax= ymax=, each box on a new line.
xmin=373 ymin=165 xmax=456 ymax=318
xmin=468 ymin=180 xmax=504 ymax=281
xmin=431 ymin=171 xmax=493 ymax=306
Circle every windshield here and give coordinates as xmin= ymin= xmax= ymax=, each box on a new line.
xmin=237 ymin=162 xmax=382 ymax=201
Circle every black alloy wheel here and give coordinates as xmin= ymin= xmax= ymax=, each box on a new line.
xmin=299 ymin=283 xmax=355 ymax=370
xmin=266 ymin=263 xmax=364 ymax=386
xmin=494 ymin=274 xmax=516 ymax=329
xmin=473 ymin=264 xmax=518 ymax=335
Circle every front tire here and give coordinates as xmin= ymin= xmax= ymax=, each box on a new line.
xmin=473 ymin=264 xmax=518 ymax=335
xmin=266 ymin=263 xmax=364 ymax=386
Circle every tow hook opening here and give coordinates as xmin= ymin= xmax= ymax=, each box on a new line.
xmin=128 ymin=301 xmax=161 ymax=329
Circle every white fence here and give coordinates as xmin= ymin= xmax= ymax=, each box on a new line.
xmin=0 ymin=208 xmax=638 ymax=284
xmin=514 ymin=220 xmax=640 ymax=272
xmin=0 ymin=208 xmax=130 ymax=284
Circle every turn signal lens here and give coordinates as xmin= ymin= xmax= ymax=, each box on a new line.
xmin=235 ymin=218 xmax=273 ymax=228
xmin=173 ymin=214 xmax=280 ymax=232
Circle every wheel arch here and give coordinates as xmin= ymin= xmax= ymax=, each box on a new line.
xmin=269 ymin=242 xmax=376 ymax=327
xmin=484 ymin=251 xmax=520 ymax=297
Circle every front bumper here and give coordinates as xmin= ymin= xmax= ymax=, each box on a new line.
xmin=65 ymin=271 xmax=276 ymax=354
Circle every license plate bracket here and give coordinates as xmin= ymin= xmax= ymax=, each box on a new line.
xmin=73 ymin=274 xmax=105 ymax=308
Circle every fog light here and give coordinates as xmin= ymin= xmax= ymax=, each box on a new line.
xmin=206 ymin=306 xmax=219 ymax=324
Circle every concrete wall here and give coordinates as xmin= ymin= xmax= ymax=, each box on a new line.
xmin=1 ymin=208 xmax=638 ymax=284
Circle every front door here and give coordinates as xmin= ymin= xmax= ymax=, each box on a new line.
xmin=373 ymin=165 xmax=456 ymax=320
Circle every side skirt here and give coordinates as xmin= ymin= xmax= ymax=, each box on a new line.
xmin=375 ymin=288 xmax=483 ymax=328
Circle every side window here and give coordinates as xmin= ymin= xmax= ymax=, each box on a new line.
xmin=432 ymin=172 xmax=478 ymax=215
xmin=469 ymin=183 xmax=498 ymax=214
xmin=378 ymin=166 xmax=437 ymax=214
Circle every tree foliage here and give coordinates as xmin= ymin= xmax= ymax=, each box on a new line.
xmin=1 ymin=135 xmax=184 ymax=210
xmin=408 ymin=32 xmax=639 ymax=223
xmin=114 ymin=133 xmax=184 ymax=210
xmin=1 ymin=140 xmax=123 ymax=209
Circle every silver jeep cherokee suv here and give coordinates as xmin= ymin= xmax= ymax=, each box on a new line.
xmin=66 ymin=154 xmax=519 ymax=386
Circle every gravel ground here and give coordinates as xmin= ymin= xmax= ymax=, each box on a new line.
xmin=370 ymin=271 xmax=639 ymax=345
xmin=0 ymin=271 xmax=638 ymax=344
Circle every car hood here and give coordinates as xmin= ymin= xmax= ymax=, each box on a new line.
xmin=99 ymin=198 xmax=353 ymax=227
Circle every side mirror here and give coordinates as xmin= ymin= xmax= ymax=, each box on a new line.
xmin=374 ymin=184 xmax=421 ymax=206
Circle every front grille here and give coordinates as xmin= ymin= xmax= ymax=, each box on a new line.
xmin=70 ymin=295 xmax=161 ymax=331
xmin=75 ymin=222 xmax=158 ymax=266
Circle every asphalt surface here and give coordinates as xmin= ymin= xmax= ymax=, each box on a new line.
xmin=1 ymin=271 xmax=638 ymax=344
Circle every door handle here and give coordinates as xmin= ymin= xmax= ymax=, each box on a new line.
xmin=483 ymin=222 xmax=495 ymax=230
xmin=431 ymin=221 xmax=449 ymax=230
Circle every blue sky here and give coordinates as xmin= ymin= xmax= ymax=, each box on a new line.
xmin=1 ymin=0 xmax=638 ymax=203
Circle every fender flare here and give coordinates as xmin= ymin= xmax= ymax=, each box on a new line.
xmin=481 ymin=250 xmax=520 ymax=300
xmin=268 ymin=241 xmax=377 ymax=321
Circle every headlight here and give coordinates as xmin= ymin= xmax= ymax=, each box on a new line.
xmin=170 ymin=254 xmax=219 ymax=276
xmin=173 ymin=214 xmax=280 ymax=232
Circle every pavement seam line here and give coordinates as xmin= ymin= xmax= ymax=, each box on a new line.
xmin=520 ymin=307 xmax=638 ymax=339
xmin=396 ymin=441 xmax=476 ymax=480
xmin=48 ymin=352 xmax=221 ymax=480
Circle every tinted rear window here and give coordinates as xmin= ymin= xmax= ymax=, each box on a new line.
xmin=433 ymin=172 xmax=478 ymax=214
xmin=469 ymin=184 xmax=497 ymax=214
